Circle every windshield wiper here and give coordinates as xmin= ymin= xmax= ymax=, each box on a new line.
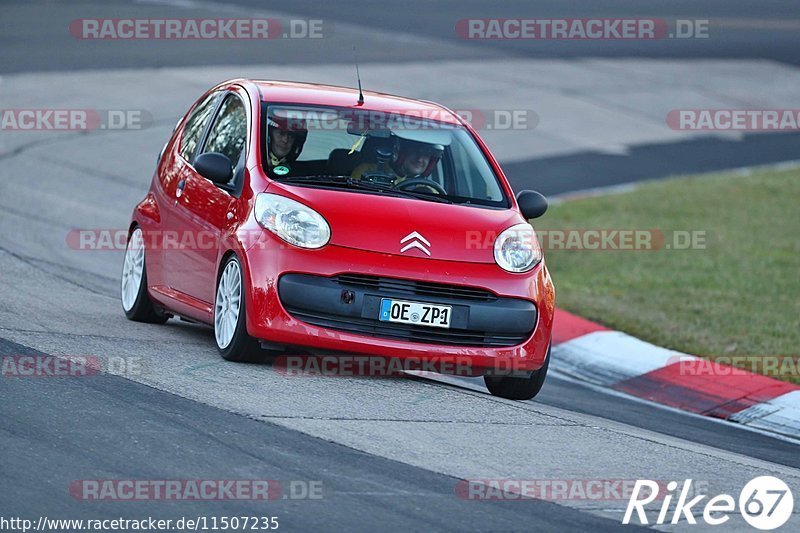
xmin=279 ymin=175 xmax=388 ymax=192
xmin=279 ymin=175 xmax=454 ymax=204
xmin=277 ymin=175 xmax=353 ymax=186
xmin=383 ymin=186 xmax=454 ymax=204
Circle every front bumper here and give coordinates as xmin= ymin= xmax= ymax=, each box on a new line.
xmin=279 ymin=273 xmax=537 ymax=348
xmin=240 ymin=234 xmax=555 ymax=373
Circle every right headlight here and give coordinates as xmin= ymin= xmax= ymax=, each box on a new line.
xmin=494 ymin=223 xmax=542 ymax=273
xmin=254 ymin=193 xmax=330 ymax=249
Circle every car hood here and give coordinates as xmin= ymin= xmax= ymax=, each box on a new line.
xmin=265 ymin=183 xmax=522 ymax=263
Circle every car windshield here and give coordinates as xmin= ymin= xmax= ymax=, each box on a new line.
xmin=261 ymin=103 xmax=509 ymax=208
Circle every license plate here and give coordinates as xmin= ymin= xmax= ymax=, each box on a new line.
xmin=379 ymin=298 xmax=451 ymax=328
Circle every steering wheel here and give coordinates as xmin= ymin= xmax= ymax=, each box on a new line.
xmin=395 ymin=178 xmax=447 ymax=195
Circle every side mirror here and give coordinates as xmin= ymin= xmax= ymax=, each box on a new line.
xmin=516 ymin=190 xmax=548 ymax=219
xmin=194 ymin=152 xmax=233 ymax=184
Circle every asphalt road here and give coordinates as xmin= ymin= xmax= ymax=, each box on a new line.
xmin=2 ymin=338 xmax=631 ymax=532
xmin=2 ymin=0 xmax=800 ymax=73
xmin=1 ymin=1 xmax=799 ymax=531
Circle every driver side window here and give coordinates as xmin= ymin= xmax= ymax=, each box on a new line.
xmin=180 ymin=92 xmax=219 ymax=163
xmin=201 ymin=94 xmax=248 ymax=175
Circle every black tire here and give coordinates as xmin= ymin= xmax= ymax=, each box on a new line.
xmin=214 ymin=255 xmax=262 ymax=362
xmin=121 ymin=227 xmax=168 ymax=324
xmin=484 ymin=343 xmax=551 ymax=401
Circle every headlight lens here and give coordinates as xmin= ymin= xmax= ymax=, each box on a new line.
xmin=494 ymin=223 xmax=542 ymax=273
xmin=254 ymin=193 xmax=330 ymax=249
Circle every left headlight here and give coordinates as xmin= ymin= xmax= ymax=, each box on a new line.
xmin=254 ymin=193 xmax=331 ymax=249
xmin=494 ymin=223 xmax=542 ymax=273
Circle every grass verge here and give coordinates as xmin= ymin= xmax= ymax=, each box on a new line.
xmin=537 ymin=166 xmax=800 ymax=383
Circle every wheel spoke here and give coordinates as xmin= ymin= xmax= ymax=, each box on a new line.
xmin=218 ymin=298 xmax=228 ymax=344
xmin=227 ymin=311 xmax=235 ymax=336
xmin=225 ymin=313 xmax=235 ymax=336
xmin=225 ymin=265 xmax=234 ymax=289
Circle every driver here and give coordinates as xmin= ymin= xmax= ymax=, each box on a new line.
xmin=267 ymin=114 xmax=307 ymax=175
xmin=351 ymin=138 xmax=443 ymax=190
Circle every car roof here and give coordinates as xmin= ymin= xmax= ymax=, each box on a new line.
xmin=249 ymin=80 xmax=463 ymax=125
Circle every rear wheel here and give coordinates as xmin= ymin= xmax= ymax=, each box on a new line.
xmin=121 ymin=227 xmax=168 ymax=323
xmin=214 ymin=255 xmax=261 ymax=362
xmin=484 ymin=343 xmax=550 ymax=401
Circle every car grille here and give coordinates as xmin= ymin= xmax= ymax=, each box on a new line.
xmin=334 ymin=273 xmax=497 ymax=302
xmin=285 ymin=308 xmax=529 ymax=347
xmin=278 ymin=273 xmax=532 ymax=348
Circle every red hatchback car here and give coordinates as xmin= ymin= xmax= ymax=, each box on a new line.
xmin=121 ymin=79 xmax=555 ymax=400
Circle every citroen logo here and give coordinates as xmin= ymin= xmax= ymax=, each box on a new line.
xmin=400 ymin=231 xmax=431 ymax=256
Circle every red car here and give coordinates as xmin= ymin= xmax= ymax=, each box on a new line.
xmin=121 ymin=79 xmax=555 ymax=400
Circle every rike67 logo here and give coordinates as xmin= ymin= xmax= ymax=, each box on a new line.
xmin=623 ymin=477 xmax=793 ymax=529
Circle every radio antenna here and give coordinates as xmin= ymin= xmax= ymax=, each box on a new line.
xmin=354 ymin=47 xmax=364 ymax=105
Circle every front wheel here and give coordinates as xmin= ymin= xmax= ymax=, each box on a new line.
xmin=214 ymin=255 xmax=261 ymax=362
xmin=121 ymin=227 xmax=168 ymax=323
xmin=484 ymin=343 xmax=550 ymax=401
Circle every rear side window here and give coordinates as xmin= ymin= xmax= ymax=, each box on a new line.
xmin=180 ymin=92 xmax=219 ymax=162
xmin=202 ymin=95 xmax=248 ymax=172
